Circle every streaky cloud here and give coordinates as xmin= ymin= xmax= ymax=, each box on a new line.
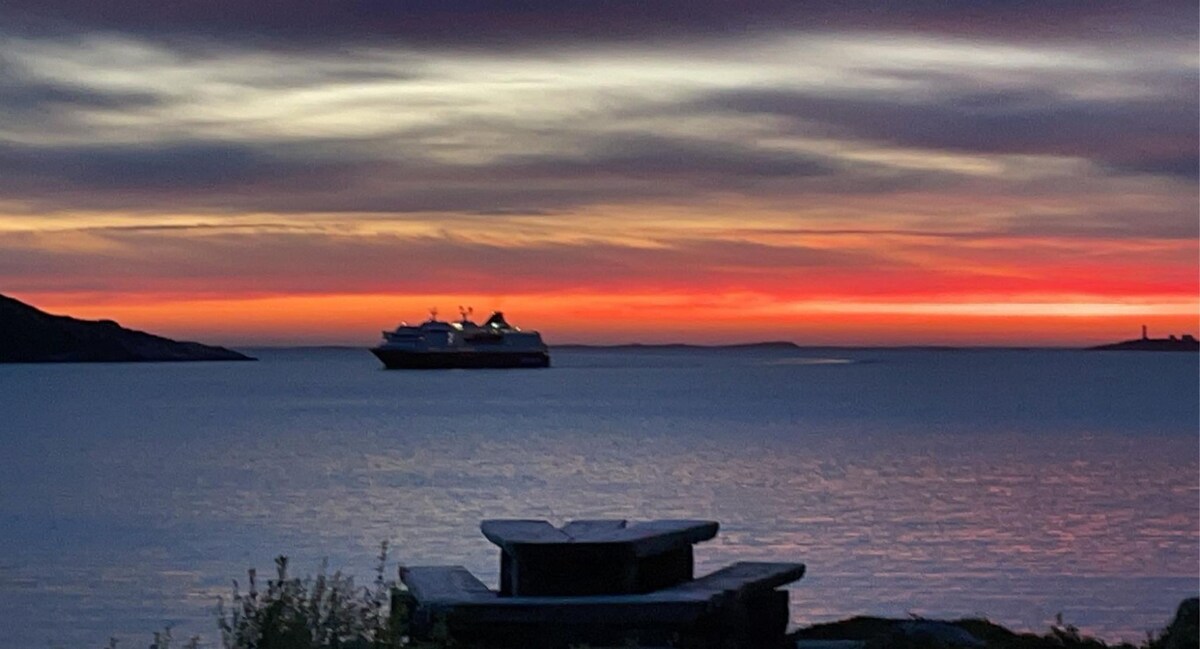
xmin=493 ymin=134 xmax=832 ymax=180
xmin=4 ymin=0 xmax=1196 ymax=50
xmin=0 ymin=139 xmax=369 ymax=200
xmin=691 ymin=78 xmax=1199 ymax=179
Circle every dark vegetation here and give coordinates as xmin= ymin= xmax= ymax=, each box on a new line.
xmin=122 ymin=547 xmax=1195 ymax=649
xmin=214 ymin=544 xmax=421 ymax=649
xmin=0 ymin=293 xmax=252 ymax=362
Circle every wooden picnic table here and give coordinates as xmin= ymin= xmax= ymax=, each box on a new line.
xmin=480 ymin=518 xmax=719 ymax=596
xmin=398 ymin=518 xmax=806 ymax=648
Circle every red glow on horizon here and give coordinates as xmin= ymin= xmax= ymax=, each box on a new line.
xmin=17 ymin=291 xmax=1199 ymax=347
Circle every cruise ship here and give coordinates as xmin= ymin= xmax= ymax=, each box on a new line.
xmin=370 ymin=309 xmax=550 ymax=369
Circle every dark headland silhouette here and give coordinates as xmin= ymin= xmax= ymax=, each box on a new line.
xmin=1091 ymin=325 xmax=1199 ymax=352
xmin=0 ymin=293 xmax=253 ymax=363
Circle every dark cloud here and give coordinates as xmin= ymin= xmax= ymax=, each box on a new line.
xmin=0 ymin=132 xmax=849 ymax=213
xmin=0 ymin=141 xmax=366 ymax=197
xmin=693 ymin=76 xmax=1200 ymax=179
xmin=737 ymin=212 xmax=1200 ymax=242
xmin=0 ymin=78 xmax=159 ymax=115
xmin=0 ymin=57 xmax=160 ymax=118
xmin=469 ymin=208 xmax=564 ymax=217
xmin=3 ymin=1 xmax=1195 ymax=50
xmin=495 ymin=134 xmax=832 ymax=180
xmin=1103 ymin=153 xmax=1200 ymax=179
xmin=1 ymin=143 xmax=256 ymax=189
xmin=0 ymin=116 xmax=1108 ymax=214
xmin=1002 ymin=210 xmax=1200 ymax=240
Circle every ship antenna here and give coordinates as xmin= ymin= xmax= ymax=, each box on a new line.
xmin=429 ymin=307 xmax=438 ymax=321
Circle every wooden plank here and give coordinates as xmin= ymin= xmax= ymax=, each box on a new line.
xmin=663 ymin=561 xmax=806 ymax=595
xmin=400 ymin=565 xmax=496 ymax=604
xmin=562 ymin=519 xmax=627 ymax=539
xmin=481 ymin=519 xmax=570 ymax=551
xmin=600 ymin=520 xmax=719 ymax=557
xmin=625 ymin=519 xmax=719 ymax=543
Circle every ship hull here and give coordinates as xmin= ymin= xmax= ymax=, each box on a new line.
xmin=370 ymin=348 xmax=550 ymax=369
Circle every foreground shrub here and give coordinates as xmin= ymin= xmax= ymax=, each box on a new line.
xmin=216 ymin=543 xmax=418 ymax=649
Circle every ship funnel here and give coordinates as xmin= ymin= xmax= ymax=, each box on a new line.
xmin=484 ymin=311 xmax=510 ymax=329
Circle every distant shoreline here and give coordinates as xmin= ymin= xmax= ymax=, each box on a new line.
xmin=551 ymin=342 xmax=1071 ymax=351
xmin=241 ymin=343 xmax=1094 ymax=352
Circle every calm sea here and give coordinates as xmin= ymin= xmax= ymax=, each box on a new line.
xmin=0 ymin=347 xmax=1196 ymax=647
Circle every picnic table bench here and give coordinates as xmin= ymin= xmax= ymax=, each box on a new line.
xmin=400 ymin=519 xmax=805 ymax=648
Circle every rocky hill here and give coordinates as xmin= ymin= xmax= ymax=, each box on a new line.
xmin=0 ymin=294 xmax=254 ymax=362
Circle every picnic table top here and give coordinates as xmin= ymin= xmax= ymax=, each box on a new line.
xmin=480 ymin=519 xmax=719 ymax=556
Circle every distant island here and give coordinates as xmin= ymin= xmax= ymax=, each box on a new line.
xmin=0 ymin=293 xmax=254 ymax=363
xmin=1091 ymin=326 xmax=1199 ymax=352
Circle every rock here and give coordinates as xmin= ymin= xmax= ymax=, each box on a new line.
xmin=793 ymin=616 xmax=987 ymax=649
xmin=1090 ymin=334 xmax=1199 ymax=352
xmin=883 ymin=621 xmax=985 ymax=648
xmin=793 ymin=599 xmax=1198 ymax=649
xmin=0 ymin=293 xmax=254 ymax=363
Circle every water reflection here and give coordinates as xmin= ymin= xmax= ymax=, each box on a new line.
xmin=0 ymin=348 xmax=1195 ymax=647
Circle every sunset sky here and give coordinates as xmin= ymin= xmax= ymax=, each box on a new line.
xmin=1 ymin=2 xmax=1196 ymax=344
